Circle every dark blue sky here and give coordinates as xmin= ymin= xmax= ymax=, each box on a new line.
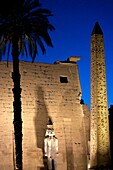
xmin=36 ymin=0 xmax=113 ymax=109
xmin=6 ymin=0 xmax=113 ymax=108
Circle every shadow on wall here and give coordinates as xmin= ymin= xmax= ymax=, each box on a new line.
xmin=60 ymin=89 xmax=75 ymax=169
xmin=34 ymin=86 xmax=48 ymax=149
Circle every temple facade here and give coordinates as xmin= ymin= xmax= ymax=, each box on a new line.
xmin=0 ymin=22 xmax=111 ymax=170
xmin=0 ymin=57 xmax=90 ymax=170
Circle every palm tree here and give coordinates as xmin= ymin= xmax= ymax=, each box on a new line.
xmin=0 ymin=0 xmax=54 ymax=169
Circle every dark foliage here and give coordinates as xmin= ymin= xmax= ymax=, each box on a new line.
xmin=0 ymin=0 xmax=55 ymax=62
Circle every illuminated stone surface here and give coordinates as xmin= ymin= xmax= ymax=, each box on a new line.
xmin=90 ymin=22 xmax=110 ymax=168
xmin=0 ymin=57 xmax=89 ymax=170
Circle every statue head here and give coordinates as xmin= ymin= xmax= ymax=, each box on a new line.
xmin=45 ymin=128 xmax=55 ymax=138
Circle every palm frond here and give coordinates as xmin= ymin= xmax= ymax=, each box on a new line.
xmin=0 ymin=0 xmax=54 ymax=62
xmin=32 ymin=40 xmax=38 ymax=62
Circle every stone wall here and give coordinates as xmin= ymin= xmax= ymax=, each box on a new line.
xmin=0 ymin=62 xmax=13 ymax=170
xmin=0 ymin=59 xmax=89 ymax=170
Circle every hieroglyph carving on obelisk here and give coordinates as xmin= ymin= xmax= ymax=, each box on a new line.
xmin=90 ymin=22 xmax=110 ymax=168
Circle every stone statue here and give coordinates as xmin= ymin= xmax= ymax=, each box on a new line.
xmin=44 ymin=119 xmax=58 ymax=170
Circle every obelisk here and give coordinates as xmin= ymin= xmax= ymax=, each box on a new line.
xmin=90 ymin=22 xmax=110 ymax=168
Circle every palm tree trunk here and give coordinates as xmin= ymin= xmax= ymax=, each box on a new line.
xmin=12 ymin=34 xmax=22 ymax=170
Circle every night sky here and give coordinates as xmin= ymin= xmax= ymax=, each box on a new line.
xmin=4 ymin=0 xmax=113 ymax=108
